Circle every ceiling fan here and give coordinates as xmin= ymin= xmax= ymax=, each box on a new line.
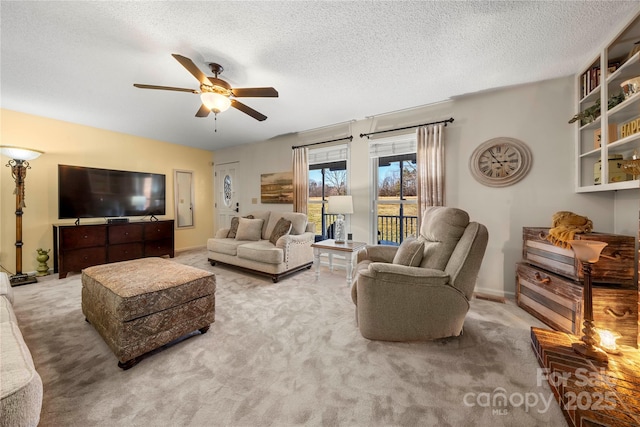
xmin=134 ymin=54 xmax=278 ymax=121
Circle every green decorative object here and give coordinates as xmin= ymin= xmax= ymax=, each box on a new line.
xmin=568 ymin=99 xmax=601 ymax=125
xmin=36 ymin=248 xmax=50 ymax=276
xmin=568 ymin=92 xmax=626 ymax=125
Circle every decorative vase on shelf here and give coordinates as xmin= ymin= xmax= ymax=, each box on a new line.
xmin=36 ymin=248 xmax=50 ymax=276
xmin=621 ymin=151 xmax=640 ymax=180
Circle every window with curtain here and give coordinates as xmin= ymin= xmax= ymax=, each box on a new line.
xmin=308 ymin=144 xmax=348 ymax=240
xmin=370 ymin=134 xmax=417 ymax=245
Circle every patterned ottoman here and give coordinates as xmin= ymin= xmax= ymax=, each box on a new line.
xmin=81 ymin=257 xmax=215 ymax=369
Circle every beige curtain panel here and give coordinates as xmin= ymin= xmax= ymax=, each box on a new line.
xmin=416 ymin=124 xmax=445 ymax=225
xmin=292 ymin=146 xmax=309 ymax=214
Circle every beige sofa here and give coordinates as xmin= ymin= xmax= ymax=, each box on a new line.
xmin=0 ymin=273 xmax=43 ymax=427
xmin=207 ymin=211 xmax=315 ymax=282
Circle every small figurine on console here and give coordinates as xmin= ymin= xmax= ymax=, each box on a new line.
xmin=36 ymin=248 xmax=50 ymax=276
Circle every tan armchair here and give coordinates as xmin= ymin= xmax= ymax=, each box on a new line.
xmin=351 ymin=206 xmax=488 ymax=341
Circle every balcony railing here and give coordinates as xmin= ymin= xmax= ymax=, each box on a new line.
xmin=315 ymin=213 xmax=417 ymax=246
xmin=377 ymin=215 xmax=418 ymax=246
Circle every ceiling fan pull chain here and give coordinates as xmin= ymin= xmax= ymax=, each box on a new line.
xmin=214 ymin=113 xmax=218 ymax=132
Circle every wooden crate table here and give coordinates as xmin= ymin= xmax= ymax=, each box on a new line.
xmin=530 ymin=327 xmax=640 ymax=427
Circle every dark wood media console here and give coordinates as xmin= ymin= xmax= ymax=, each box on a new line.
xmin=53 ymin=220 xmax=174 ymax=278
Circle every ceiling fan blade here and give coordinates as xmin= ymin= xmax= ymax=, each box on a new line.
xmin=134 ymin=84 xmax=198 ymax=93
xmin=231 ymin=99 xmax=267 ymax=121
xmin=231 ymin=87 xmax=279 ymax=98
xmin=172 ymin=54 xmax=212 ymax=85
xmin=195 ymin=104 xmax=211 ymax=118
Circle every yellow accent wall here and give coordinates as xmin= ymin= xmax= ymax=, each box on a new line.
xmin=0 ymin=109 xmax=214 ymax=276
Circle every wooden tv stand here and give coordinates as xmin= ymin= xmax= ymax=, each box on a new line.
xmin=53 ymin=220 xmax=174 ymax=278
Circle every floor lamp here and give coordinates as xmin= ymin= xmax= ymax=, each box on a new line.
xmin=1 ymin=146 xmax=44 ymax=287
xmin=567 ymin=239 xmax=608 ymax=363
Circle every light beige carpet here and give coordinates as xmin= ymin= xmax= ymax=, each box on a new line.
xmin=12 ymin=248 xmax=566 ymax=426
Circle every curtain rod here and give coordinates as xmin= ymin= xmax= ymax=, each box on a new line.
xmin=292 ymin=135 xmax=353 ymax=150
xmin=359 ymin=117 xmax=454 ymax=139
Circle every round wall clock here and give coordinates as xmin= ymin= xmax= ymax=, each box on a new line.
xmin=469 ymin=137 xmax=533 ymax=187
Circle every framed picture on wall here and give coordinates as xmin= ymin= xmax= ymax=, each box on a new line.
xmin=260 ymin=171 xmax=293 ymax=204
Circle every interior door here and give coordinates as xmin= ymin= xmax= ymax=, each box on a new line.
xmin=214 ymin=162 xmax=240 ymax=230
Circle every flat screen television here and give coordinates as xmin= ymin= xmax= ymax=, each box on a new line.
xmin=58 ymin=164 xmax=166 ymax=219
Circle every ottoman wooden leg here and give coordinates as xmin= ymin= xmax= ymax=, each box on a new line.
xmin=199 ymin=325 xmax=210 ymax=334
xmin=118 ymin=357 xmax=140 ymax=370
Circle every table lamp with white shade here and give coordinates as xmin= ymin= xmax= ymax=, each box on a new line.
xmin=327 ymin=195 xmax=353 ymax=244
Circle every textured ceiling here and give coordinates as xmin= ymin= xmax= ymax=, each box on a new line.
xmin=1 ymin=1 xmax=638 ymax=151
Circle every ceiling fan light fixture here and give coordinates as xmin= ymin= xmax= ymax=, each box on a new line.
xmin=135 ymin=54 xmax=274 ymax=121
xmin=201 ymin=92 xmax=231 ymax=114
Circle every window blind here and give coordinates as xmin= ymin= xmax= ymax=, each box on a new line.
xmin=308 ymin=143 xmax=348 ymax=165
xmin=368 ymin=133 xmax=416 ymax=158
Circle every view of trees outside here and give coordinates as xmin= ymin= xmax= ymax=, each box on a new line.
xmin=309 ymin=169 xmax=346 ymax=198
xmin=377 ymin=156 xmax=418 ymax=244
xmin=306 ymin=156 xmax=418 ymax=244
xmin=308 ymin=168 xmax=346 ymax=235
xmin=378 ymin=158 xmax=416 ymax=197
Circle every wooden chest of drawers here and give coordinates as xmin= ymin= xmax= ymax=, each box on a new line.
xmin=517 ymin=227 xmax=638 ymax=348
xmin=522 ymin=227 xmax=635 ymax=287
xmin=143 ymin=222 xmax=174 ymax=257
xmin=53 ymin=220 xmax=174 ymax=278
xmin=516 ymin=262 xmax=638 ymax=347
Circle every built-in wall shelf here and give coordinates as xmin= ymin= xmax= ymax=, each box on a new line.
xmin=574 ymin=10 xmax=640 ymax=192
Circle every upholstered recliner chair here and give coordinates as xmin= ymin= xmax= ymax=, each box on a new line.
xmin=351 ymin=206 xmax=488 ymax=341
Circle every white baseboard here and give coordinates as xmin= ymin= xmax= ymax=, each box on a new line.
xmin=473 ymin=285 xmax=514 ymax=301
xmin=176 ymin=245 xmax=207 ymax=253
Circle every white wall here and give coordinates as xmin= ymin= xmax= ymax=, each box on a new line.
xmin=614 ymin=189 xmax=640 ymax=237
xmin=213 ymin=132 xmax=302 ymax=221
xmin=213 ymin=76 xmax=639 ymax=298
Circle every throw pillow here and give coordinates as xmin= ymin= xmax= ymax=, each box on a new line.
xmin=392 ymin=237 xmax=425 ymax=266
xmin=235 ymin=218 xmax=264 ymax=241
xmin=227 ymin=215 xmax=254 ymax=238
xmin=269 ymin=217 xmax=292 ymax=245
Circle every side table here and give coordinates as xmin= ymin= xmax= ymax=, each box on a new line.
xmin=311 ymin=239 xmax=366 ymax=286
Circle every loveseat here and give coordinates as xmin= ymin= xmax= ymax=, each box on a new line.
xmin=0 ymin=273 xmax=43 ymax=427
xmin=207 ymin=210 xmax=315 ymax=282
